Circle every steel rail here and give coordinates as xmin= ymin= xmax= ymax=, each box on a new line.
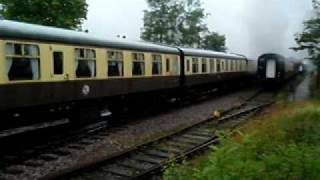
xmin=51 ymin=101 xmax=273 ymax=180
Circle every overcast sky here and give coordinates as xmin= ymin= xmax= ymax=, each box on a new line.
xmin=83 ymin=0 xmax=313 ymax=59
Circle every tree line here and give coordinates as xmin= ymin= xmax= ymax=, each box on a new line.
xmin=0 ymin=0 xmax=226 ymax=52
xmin=1 ymin=0 xmax=319 ymax=68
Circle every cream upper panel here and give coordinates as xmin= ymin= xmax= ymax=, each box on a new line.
xmin=0 ymin=39 xmax=181 ymax=84
xmin=184 ymin=56 xmax=247 ymax=75
xmin=0 ymin=40 xmax=5 ymax=84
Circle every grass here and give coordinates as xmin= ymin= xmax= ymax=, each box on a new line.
xmin=163 ymin=102 xmax=320 ymax=180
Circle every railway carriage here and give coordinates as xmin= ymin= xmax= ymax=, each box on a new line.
xmin=0 ymin=20 xmax=183 ymax=129
xmin=257 ymin=53 xmax=299 ymax=84
xmin=180 ymin=48 xmax=248 ymax=88
xmin=0 ymin=20 xmax=250 ymax=130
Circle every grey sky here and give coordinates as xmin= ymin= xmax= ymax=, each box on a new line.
xmin=83 ymin=0 xmax=313 ymax=59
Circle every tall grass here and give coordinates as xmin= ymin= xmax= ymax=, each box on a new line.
xmin=164 ymin=106 xmax=320 ymax=180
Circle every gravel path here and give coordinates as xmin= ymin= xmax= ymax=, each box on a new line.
xmin=3 ymin=89 xmax=258 ymax=180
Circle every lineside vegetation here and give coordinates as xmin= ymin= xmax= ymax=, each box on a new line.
xmin=164 ymin=103 xmax=320 ymax=180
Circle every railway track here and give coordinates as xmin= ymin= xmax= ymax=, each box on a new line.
xmin=0 ymin=121 xmax=111 ymax=178
xmin=0 ymin=89 xmax=274 ymax=180
xmin=48 ymin=94 xmax=274 ymax=180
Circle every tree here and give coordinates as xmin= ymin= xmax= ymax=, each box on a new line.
xmin=142 ymin=0 xmax=226 ymax=51
xmin=201 ymin=32 xmax=227 ymax=52
xmin=0 ymin=0 xmax=88 ymax=29
xmin=178 ymin=0 xmax=208 ymax=47
xmin=141 ymin=0 xmax=184 ymax=45
xmin=294 ymin=0 xmax=320 ymax=72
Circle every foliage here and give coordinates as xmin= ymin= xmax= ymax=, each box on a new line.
xmin=0 ymin=0 xmax=88 ymax=29
xmin=164 ymin=106 xmax=320 ymax=180
xmin=141 ymin=0 xmax=184 ymax=45
xmin=142 ymin=0 xmax=226 ymax=51
xmin=178 ymin=0 xmax=208 ymax=47
xmin=201 ymin=32 xmax=227 ymax=52
xmin=294 ymin=0 xmax=320 ymax=71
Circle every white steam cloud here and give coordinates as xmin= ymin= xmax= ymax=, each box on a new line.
xmin=243 ymin=0 xmax=312 ymax=59
xmin=245 ymin=0 xmax=288 ymax=57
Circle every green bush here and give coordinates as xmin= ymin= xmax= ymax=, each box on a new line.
xmin=164 ymin=106 xmax=320 ymax=180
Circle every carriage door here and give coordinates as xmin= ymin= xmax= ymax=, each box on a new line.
xmin=266 ymin=59 xmax=276 ymax=79
xmin=51 ymin=50 xmax=67 ymax=81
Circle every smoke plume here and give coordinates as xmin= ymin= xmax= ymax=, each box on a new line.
xmin=244 ymin=0 xmax=312 ymax=59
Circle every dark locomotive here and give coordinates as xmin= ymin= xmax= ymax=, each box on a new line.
xmin=257 ymin=53 xmax=303 ymax=84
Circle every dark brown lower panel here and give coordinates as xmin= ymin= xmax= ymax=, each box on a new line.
xmin=0 ymin=73 xmax=250 ymax=113
xmin=185 ymin=72 xmax=248 ymax=87
xmin=0 ymin=76 xmax=180 ymax=111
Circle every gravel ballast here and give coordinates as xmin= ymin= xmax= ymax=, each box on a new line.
xmin=2 ymin=89 xmax=258 ymax=180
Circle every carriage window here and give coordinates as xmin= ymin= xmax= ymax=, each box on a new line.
xmin=216 ymin=59 xmax=221 ymax=73
xmin=166 ymin=58 xmax=170 ymax=72
xmin=192 ymin=58 xmax=199 ymax=73
xmin=236 ymin=61 xmax=239 ymax=71
xmin=241 ymin=61 xmax=244 ymax=71
xmin=231 ymin=61 xmax=234 ymax=71
xmin=231 ymin=61 xmax=234 ymax=72
xmin=230 ymin=60 xmax=235 ymax=72
xmin=243 ymin=61 xmax=247 ymax=71
xmin=6 ymin=44 xmax=23 ymax=55
xmin=242 ymin=61 xmax=245 ymax=71
xmin=236 ymin=61 xmax=238 ymax=71
xmin=6 ymin=43 xmax=40 ymax=81
xmin=210 ymin=59 xmax=215 ymax=73
xmin=53 ymin=52 xmax=63 ymax=75
xmin=226 ymin=60 xmax=231 ymax=72
xmin=14 ymin=44 xmax=23 ymax=55
xmin=152 ymin=54 xmax=162 ymax=75
xmin=235 ymin=61 xmax=238 ymax=71
xmin=221 ymin=60 xmax=224 ymax=72
xmin=132 ymin=53 xmax=145 ymax=76
xmin=231 ymin=61 xmax=233 ymax=71
xmin=75 ymin=48 xmax=96 ymax=78
xmin=108 ymin=51 xmax=123 ymax=77
xmin=202 ymin=58 xmax=207 ymax=73
xmin=226 ymin=61 xmax=228 ymax=71
xmin=187 ymin=59 xmax=191 ymax=72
